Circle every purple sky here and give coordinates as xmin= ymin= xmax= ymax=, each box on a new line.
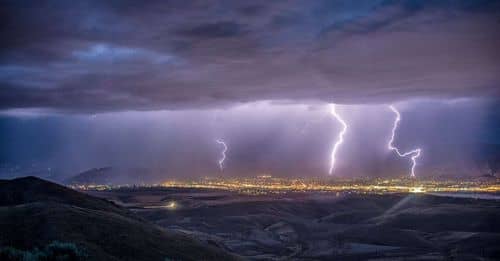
xmin=1 ymin=1 xmax=499 ymax=180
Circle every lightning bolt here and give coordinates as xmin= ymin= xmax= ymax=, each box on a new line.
xmin=215 ymin=139 xmax=228 ymax=171
xmin=387 ymin=105 xmax=422 ymax=177
xmin=329 ymin=104 xmax=348 ymax=175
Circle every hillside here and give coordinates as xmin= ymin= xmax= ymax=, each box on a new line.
xmin=0 ymin=176 xmax=238 ymax=261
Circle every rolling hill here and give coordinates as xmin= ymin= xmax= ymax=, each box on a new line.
xmin=0 ymin=176 xmax=239 ymax=261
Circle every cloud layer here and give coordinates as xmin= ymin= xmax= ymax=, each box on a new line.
xmin=1 ymin=0 xmax=500 ymax=112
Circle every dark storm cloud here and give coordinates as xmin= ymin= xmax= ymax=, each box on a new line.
xmin=176 ymin=21 xmax=245 ymax=39
xmin=237 ymin=5 xmax=266 ymax=17
xmin=1 ymin=0 xmax=500 ymax=112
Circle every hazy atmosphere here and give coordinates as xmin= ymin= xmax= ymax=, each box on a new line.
xmin=1 ymin=99 xmax=499 ymax=180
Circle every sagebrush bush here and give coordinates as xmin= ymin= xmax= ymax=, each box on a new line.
xmin=0 ymin=241 xmax=87 ymax=261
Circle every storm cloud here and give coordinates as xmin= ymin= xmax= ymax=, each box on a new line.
xmin=1 ymin=0 xmax=500 ymax=112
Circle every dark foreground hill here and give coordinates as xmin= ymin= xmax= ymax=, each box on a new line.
xmin=0 ymin=176 xmax=239 ymax=261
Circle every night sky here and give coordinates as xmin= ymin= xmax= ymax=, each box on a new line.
xmin=1 ymin=1 xmax=499 ymax=180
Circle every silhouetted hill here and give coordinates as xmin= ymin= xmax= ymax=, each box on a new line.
xmin=0 ymin=176 xmax=128 ymax=215
xmin=65 ymin=167 xmax=161 ymax=185
xmin=65 ymin=167 xmax=115 ymax=185
xmin=0 ymin=176 xmax=238 ymax=261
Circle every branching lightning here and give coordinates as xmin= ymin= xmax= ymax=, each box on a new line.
xmin=387 ymin=105 xmax=421 ymax=177
xmin=329 ymin=104 xmax=348 ymax=175
xmin=216 ymin=139 xmax=228 ymax=171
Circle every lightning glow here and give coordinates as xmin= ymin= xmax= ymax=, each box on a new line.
xmin=215 ymin=139 xmax=228 ymax=171
xmin=387 ymin=105 xmax=422 ymax=177
xmin=329 ymin=104 xmax=348 ymax=175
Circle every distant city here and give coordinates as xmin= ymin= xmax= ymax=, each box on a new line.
xmin=70 ymin=175 xmax=500 ymax=196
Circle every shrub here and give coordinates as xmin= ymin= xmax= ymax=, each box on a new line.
xmin=0 ymin=246 xmax=25 ymax=261
xmin=0 ymin=241 xmax=87 ymax=261
xmin=38 ymin=241 xmax=87 ymax=261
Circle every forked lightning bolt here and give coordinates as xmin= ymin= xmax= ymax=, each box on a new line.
xmin=329 ymin=104 xmax=348 ymax=175
xmin=216 ymin=139 xmax=228 ymax=171
xmin=387 ymin=105 xmax=421 ymax=177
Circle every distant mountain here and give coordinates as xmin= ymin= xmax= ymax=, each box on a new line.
xmin=0 ymin=176 xmax=238 ymax=261
xmin=65 ymin=167 xmax=115 ymax=185
xmin=65 ymin=167 xmax=163 ymax=185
